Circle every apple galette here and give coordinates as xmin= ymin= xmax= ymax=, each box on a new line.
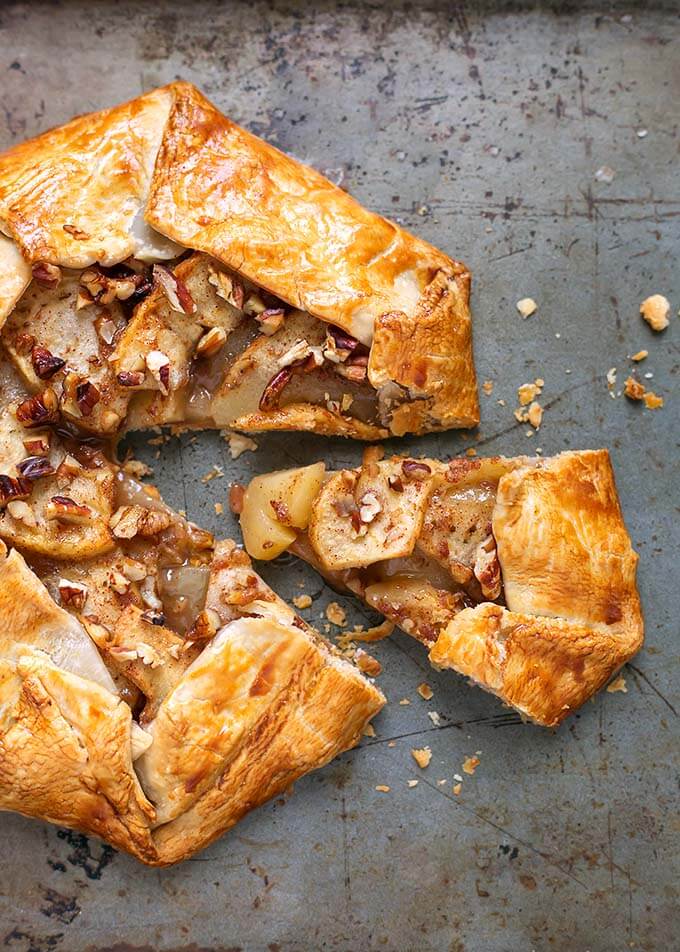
xmin=0 ymin=351 xmax=383 ymax=865
xmin=237 ymin=449 xmax=643 ymax=727
xmin=0 ymin=81 xmax=478 ymax=441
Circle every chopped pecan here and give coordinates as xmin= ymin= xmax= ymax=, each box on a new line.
xmin=15 ymin=389 xmax=59 ymax=428
xmin=153 ymin=264 xmax=196 ymax=314
xmin=109 ymin=504 xmax=172 ymax=539
xmin=31 ymin=262 xmax=61 ymax=289
xmin=187 ymin=522 xmax=215 ymax=550
xmin=259 ymin=367 xmax=292 ymax=411
xmin=117 ymin=370 xmax=146 ymax=388
xmin=44 ymin=495 xmax=93 ymax=524
xmin=74 ymin=380 xmax=101 ymax=417
xmin=145 ymin=351 xmax=170 ymax=394
xmin=324 ymin=325 xmax=360 ymax=363
xmin=0 ymin=475 xmax=33 ymax=508
xmin=187 ymin=608 xmax=222 ymax=643
xmin=58 ymin=578 xmax=88 ymax=611
xmin=16 ymin=456 xmax=56 ymax=480
xmin=336 ymin=356 xmax=368 ymax=383
xmin=81 ymin=266 xmax=137 ymax=305
xmin=255 ymin=308 xmax=285 ymax=335
xmin=401 ymin=460 xmax=432 ymax=481
xmin=278 ymin=339 xmax=311 ymax=368
xmin=195 ymin=326 xmax=227 ymax=359
xmin=208 ymin=266 xmax=245 ymax=309
xmin=23 ymin=434 xmax=50 ymax=456
xmin=6 ymin=499 xmax=36 ymax=526
xmin=359 ymin=491 xmax=382 ymax=524
xmin=473 ymin=534 xmax=502 ymax=601
xmin=14 ymin=333 xmax=36 ymax=355
xmin=387 ymin=474 xmax=404 ymax=492
xmin=243 ymin=292 xmax=267 ymax=315
xmin=31 ymin=345 xmax=66 ymax=380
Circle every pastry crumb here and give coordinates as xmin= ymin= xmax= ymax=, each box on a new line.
xmin=518 ymin=379 xmax=544 ymax=406
xmin=606 ymin=674 xmax=628 ymax=693
xmin=453 ymin=783 xmax=462 ymax=795
xmin=427 ymin=711 xmax=442 ymax=727
xmin=407 ymin=779 xmax=419 ymax=788
xmin=417 ymin=682 xmax=433 ymax=700
xmin=624 ymin=376 xmax=663 ymax=408
xmin=606 ymin=367 xmax=617 ymax=389
xmin=326 ymin=601 xmax=347 ymax=626
xmin=465 ymin=447 xmax=477 ymax=457
xmin=640 ymin=294 xmax=670 ymax=332
xmin=516 ymin=297 xmax=537 ymax=318
xmin=411 ymin=747 xmax=432 ymax=769
xmin=482 ymin=380 xmax=494 ymax=395
xmin=462 ymin=755 xmax=480 ymax=775
xmin=354 ymin=648 xmax=381 ymax=677
xmin=362 ymin=722 xmax=376 ymax=737
xmin=201 ymin=464 xmax=224 ymax=483
xmin=527 ymin=401 xmax=543 ymax=429
xmin=214 ymin=501 xmax=224 ymax=515
xmin=223 ymin=430 xmax=258 ymax=459
xmin=631 ymin=350 xmax=648 ymax=362
xmin=387 ymin=741 xmax=396 ymax=748
xmin=594 ymin=165 xmax=616 ymax=184
xmin=293 ymin=594 xmax=313 ymax=610
xmin=375 ymin=785 xmax=390 ymax=793
xmin=399 ymin=698 xmax=411 ymax=706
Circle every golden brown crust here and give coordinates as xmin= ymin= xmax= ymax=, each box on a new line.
xmin=0 ymin=82 xmax=478 ymax=436
xmin=244 ymin=449 xmax=643 ymax=727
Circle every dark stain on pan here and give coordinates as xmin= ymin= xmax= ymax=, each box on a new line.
xmin=47 ymin=830 xmax=116 ymax=881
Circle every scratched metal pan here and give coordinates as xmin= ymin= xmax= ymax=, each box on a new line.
xmin=0 ymin=1 xmax=677 ymax=950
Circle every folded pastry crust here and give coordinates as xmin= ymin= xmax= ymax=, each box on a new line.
xmin=0 ymin=357 xmax=383 ymax=864
xmin=0 ymin=82 xmax=478 ymax=437
xmin=239 ymin=450 xmax=643 ymax=727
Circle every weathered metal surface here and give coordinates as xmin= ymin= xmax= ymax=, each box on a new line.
xmin=0 ymin=2 xmax=678 ymax=950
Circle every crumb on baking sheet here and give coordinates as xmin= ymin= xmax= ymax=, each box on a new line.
xmin=463 ymin=754 xmax=480 ymax=775
xmin=606 ymin=674 xmax=628 ymax=693
xmin=624 ymin=376 xmax=664 ymax=408
xmin=640 ymin=294 xmax=670 ymax=332
xmin=516 ymin=297 xmax=537 ymax=318
xmin=407 ymin=779 xmax=419 ymax=788
xmin=466 ymin=447 xmax=477 ymax=457
xmin=293 ymin=594 xmax=313 ymax=610
xmin=375 ymin=785 xmax=390 ymax=793
xmin=518 ymin=379 xmax=544 ymax=406
xmin=339 ymin=619 xmax=394 ymax=647
xmin=214 ymin=501 xmax=224 ymax=515
xmin=594 ymin=165 xmax=616 ymax=184
xmin=223 ymin=430 xmax=258 ymax=459
xmin=326 ymin=601 xmax=347 ymax=626
xmin=362 ymin=722 xmax=376 ymax=737
xmin=417 ymin=682 xmax=434 ymax=700
xmin=399 ymin=698 xmax=411 ymax=706
xmin=411 ymin=747 xmax=432 ymax=769
xmin=527 ymin=402 xmax=543 ymax=429
xmin=201 ymin=464 xmax=224 ymax=483
xmin=482 ymin=380 xmax=494 ymax=395
xmin=427 ymin=711 xmax=442 ymax=726
xmin=453 ymin=783 xmax=462 ymax=795
xmin=354 ymin=648 xmax=381 ymax=677
xmin=606 ymin=367 xmax=617 ymax=389
xmin=631 ymin=350 xmax=648 ymax=362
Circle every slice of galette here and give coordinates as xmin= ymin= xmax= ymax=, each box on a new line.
xmin=0 ymin=82 xmax=478 ymax=440
xmin=237 ymin=449 xmax=643 ymax=728
xmin=0 ymin=357 xmax=383 ymax=865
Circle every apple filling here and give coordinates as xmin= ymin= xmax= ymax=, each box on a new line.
xmin=237 ymin=453 xmax=516 ymax=645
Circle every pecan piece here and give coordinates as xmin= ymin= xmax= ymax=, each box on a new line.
xmin=195 ymin=326 xmax=227 ymax=359
xmin=31 ymin=345 xmax=66 ymax=380
xmin=17 ymin=456 xmax=56 ymax=480
xmin=23 ymin=433 xmax=50 ymax=456
xmin=44 ymin=496 xmax=93 ymax=524
xmin=58 ymin=579 xmax=88 ymax=611
xmin=259 ymin=368 xmax=292 ymax=411
xmin=187 ymin=608 xmax=222 ymax=643
xmin=0 ymin=475 xmax=33 ymax=508
xmin=255 ymin=308 xmax=285 ymax=336
xmin=6 ymin=499 xmax=36 ymax=526
xmin=208 ymin=266 xmax=245 ymax=310
xmin=109 ymin=505 xmax=172 ymax=539
xmin=153 ymin=264 xmax=196 ymax=314
xmin=145 ymin=351 xmax=170 ymax=394
xmin=117 ymin=370 xmax=146 ymax=388
xmin=75 ymin=380 xmax=101 ymax=417
xmin=229 ymin=483 xmax=245 ymax=514
xmin=473 ymin=534 xmax=502 ymax=601
xmin=31 ymin=262 xmax=61 ymax=289
xmin=401 ymin=460 xmax=432 ymax=481
xmin=81 ymin=266 xmax=137 ymax=305
xmin=324 ymin=325 xmax=360 ymax=363
xmin=16 ymin=389 xmax=60 ymax=428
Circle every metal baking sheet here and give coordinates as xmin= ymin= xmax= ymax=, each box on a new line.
xmin=0 ymin=2 xmax=677 ymax=950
